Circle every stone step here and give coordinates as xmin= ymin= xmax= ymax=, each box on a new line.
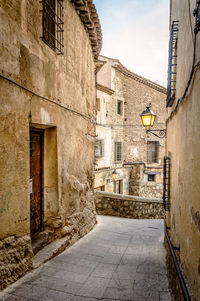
xmin=32 ymin=236 xmax=71 ymax=269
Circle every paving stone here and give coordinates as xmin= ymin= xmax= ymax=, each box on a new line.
xmin=53 ymin=270 xmax=88 ymax=283
xmin=90 ymin=263 xmax=117 ymax=279
xmin=38 ymin=289 xmax=73 ymax=301
xmin=71 ymin=296 xmax=98 ymax=301
xmin=100 ymin=253 xmax=122 ymax=265
xmin=77 ymin=276 xmax=108 ymax=298
xmin=0 ymin=295 xmax=29 ymax=301
xmin=159 ymin=291 xmax=172 ymax=301
xmin=0 ymin=216 xmax=172 ymax=301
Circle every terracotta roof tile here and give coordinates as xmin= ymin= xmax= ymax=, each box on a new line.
xmin=71 ymin=0 xmax=102 ymax=59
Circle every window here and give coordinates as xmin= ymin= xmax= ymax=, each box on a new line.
xmin=96 ymin=98 xmax=100 ymax=112
xmin=148 ymin=174 xmax=155 ymax=182
xmin=147 ymin=141 xmax=159 ymax=164
xmin=41 ymin=0 xmax=64 ymax=54
xmin=95 ymin=140 xmax=104 ymax=158
xmin=117 ymin=100 xmax=123 ymax=115
xmin=113 ymin=179 xmax=123 ymax=194
xmin=114 ymin=142 xmax=122 ymax=161
xmin=166 ymin=20 xmax=179 ymax=107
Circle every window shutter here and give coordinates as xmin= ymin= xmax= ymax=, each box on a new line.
xmin=115 ymin=142 xmax=122 ymax=161
xmin=95 ymin=140 xmax=104 ymax=158
xmin=147 ymin=142 xmax=159 ymax=164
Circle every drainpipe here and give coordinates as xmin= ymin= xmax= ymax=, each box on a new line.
xmin=164 ymin=221 xmax=191 ymax=301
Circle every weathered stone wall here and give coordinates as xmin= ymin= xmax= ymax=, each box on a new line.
xmin=0 ymin=0 xmax=101 ymax=289
xmin=95 ymin=191 xmax=164 ymax=219
xmin=0 ymin=236 xmax=33 ymax=290
xmin=166 ymin=1 xmax=200 ymax=300
xmin=95 ymin=56 xmax=166 ymax=198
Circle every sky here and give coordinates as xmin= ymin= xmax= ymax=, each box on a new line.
xmin=93 ymin=0 xmax=169 ymax=87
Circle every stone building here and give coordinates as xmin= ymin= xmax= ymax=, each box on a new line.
xmin=94 ymin=56 xmax=167 ymax=198
xmin=165 ymin=1 xmax=200 ymax=300
xmin=0 ymin=0 xmax=102 ymax=289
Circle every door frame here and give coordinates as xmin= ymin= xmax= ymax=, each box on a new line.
xmin=30 ymin=127 xmax=44 ymax=238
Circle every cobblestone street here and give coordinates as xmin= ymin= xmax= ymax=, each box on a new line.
xmin=0 ymin=216 xmax=172 ymax=301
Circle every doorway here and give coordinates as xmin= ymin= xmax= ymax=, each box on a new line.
xmin=30 ymin=130 xmax=43 ymax=238
xmin=114 ymin=179 xmax=123 ymax=194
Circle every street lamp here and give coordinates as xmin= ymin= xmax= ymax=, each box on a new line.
xmin=112 ymin=169 xmax=118 ymax=181
xmin=140 ymin=106 xmax=166 ymax=138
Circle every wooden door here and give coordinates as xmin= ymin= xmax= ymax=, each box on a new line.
xmin=30 ymin=130 xmax=43 ymax=237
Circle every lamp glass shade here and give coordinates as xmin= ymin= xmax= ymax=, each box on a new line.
xmin=141 ymin=114 xmax=155 ymax=127
xmin=140 ymin=107 xmax=156 ymax=128
xmin=112 ymin=170 xmax=118 ymax=181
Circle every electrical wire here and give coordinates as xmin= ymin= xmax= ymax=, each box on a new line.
xmin=187 ymin=0 xmax=195 ymax=46
xmin=0 ymin=74 xmax=95 ymax=123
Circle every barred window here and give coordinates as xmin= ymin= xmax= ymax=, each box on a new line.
xmin=114 ymin=142 xmax=122 ymax=161
xmin=166 ymin=20 xmax=179 ymax=107
xmin=41 ymin=0 xmax=64 ymax=54
xmin=95 ymin=140 xmax=104 ymax=158
xmin=147 ymin=141 xmax=159 ymax=164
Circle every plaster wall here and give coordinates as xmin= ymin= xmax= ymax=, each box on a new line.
xmin=166 ymin=1 xmax=200 ymax=299
xmin=0 ymin=0 xmax=98 ymax=288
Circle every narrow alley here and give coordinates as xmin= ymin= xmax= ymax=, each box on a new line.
xmin=0 ymin=216 xmax=171 ymax=301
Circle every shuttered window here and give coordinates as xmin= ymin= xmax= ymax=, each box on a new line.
xmin=95 ymin=140 xmax=104 ymax=158
xmin=114 ymin=142 xmax=122 ymax=161
xmin=147 ymin=141 xmax=159 ymax=164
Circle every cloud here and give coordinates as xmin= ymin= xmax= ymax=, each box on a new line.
xmin=94 ymin=0 xmax=169 ymax=86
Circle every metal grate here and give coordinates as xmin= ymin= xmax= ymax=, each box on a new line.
xmin=41 ymin=0 xmax=64 ymax=54
xmin=166 ymin=21 xmax=179 ymax=107
xmin=114 ymin=142 xmax=122 ymax=161
xmin=163 ymin=156 xmax=171 ymax=211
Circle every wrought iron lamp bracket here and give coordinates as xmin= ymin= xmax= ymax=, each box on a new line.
xmin=146 ymin=129 xmax=166 ymax=138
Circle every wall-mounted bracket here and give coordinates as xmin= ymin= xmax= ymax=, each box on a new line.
xmin=146 ymin=129 xmax=166 ymax=138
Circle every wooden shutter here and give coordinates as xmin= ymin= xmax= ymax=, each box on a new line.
xmin=115 ymin=142 xmax=122 ymax=161
xmin=147 ymin=142 xmax=159 ymax=164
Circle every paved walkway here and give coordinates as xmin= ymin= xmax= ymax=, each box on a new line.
xmin=0 ymin=216 xmax=172 ymax=301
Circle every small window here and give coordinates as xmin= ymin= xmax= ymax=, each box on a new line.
xmin=117 ymin=100 xmax=123 ymax=115
xmin=96 ymin=98 xmax=100 ymax=112
xmin=95 ymin=140 xmax=104 ymax=158
xmin=148 ymin=175 xmax=155 ymax=182
xmin=114 ymin=142 xmax=122 ymax=161
xmin=147 ymin=141 xmax=159 ymax=164
xmin=41 ymin=0 xmax=64 ymax=54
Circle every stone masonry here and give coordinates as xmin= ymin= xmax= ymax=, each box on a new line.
xmin=0 ymin=0 xmax=101 ymax=290
xmin=95 ymin=191 xmax=164 ymax=219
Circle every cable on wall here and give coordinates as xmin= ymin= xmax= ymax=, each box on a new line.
xmin=0 ymin=74 xmax=96 ymax=124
